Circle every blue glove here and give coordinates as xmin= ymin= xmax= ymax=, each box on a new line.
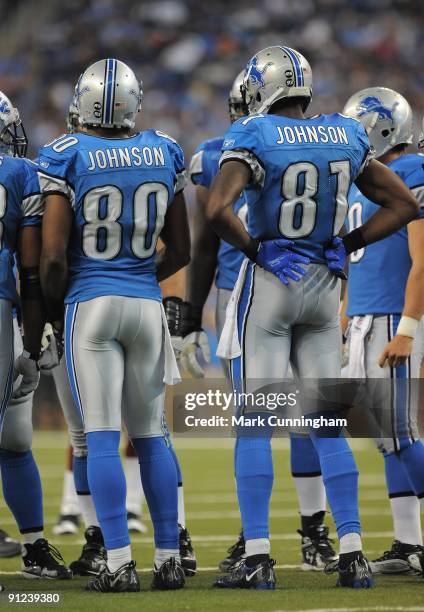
xmin=255 ymin=239 xmax=310 ymax=285
xmin=324 ymin=237 xmax=347 ymax=280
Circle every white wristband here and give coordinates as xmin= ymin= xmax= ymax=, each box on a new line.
xmin=396 ymin=316 xmax=420 ymax=339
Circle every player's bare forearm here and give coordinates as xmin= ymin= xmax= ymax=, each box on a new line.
xmin=41 ymin=194 xmax=73 ymax=325
xmin=157 ymin=191 xmax=191 ymax=282
xmin=20 ymin=297 xmax=46 ymax=354
xmin=18 ymin=226 xmax=46 ymax=354
xmin=187 ymin=185 xmax=220 ymax=312
xmin=402 ymin=220 xmax=424 ymax=321
xmin=207 ymin=161 xmax=257 ymax=260
xmin=352 ymin=160 xmax=419 ymax=249
xmin=402 ymin=264 xmax=424 ymax=321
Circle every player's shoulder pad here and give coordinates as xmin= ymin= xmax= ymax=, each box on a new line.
xmin=232 ymin=113 xmax=265 ymax=129
xmin=40 ymin=133 xmax=82 ymax=154
xmin=144 ymin=128 xmax=184 ymax=159
xmin=38 ymin=133 xmax=81 ymax=169
xmin=195 ymin=136 xmax=224 ymax=155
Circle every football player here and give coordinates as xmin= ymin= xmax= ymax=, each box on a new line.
xmin=0 ymin=92 xmax=72 ymax=580
xmin=207 ymin=46 xmax=418 ymax=589
xmin=51 ymin=98 xmax=196 ymax=576
xmin=187 ymin=71 xmax=336 ymax=572
xmin=39 ymin=59 xmax=190 ymax=593
xmin=342 ymin=88 xmax=424 ymax=574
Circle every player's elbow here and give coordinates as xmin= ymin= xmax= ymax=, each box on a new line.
xmin=173 ymin=243 xmax=191 ymax=270
xmin=40 ymin=251 xmax=67 ymax=281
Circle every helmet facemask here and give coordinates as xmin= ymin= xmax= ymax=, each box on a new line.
xmin=0 ymin=117 xmax=27 ymax=158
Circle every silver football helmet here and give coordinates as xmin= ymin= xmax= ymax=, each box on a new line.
xmin=418 ymin=117 xmax=424 ymax=149
xmin=0 ymin=91 xmax=27 ymax=157
xmin=228 ymin=70 xmax=247 ymax=123
xmin=242 ymin=46 xmax=312 ymax=115
xmin=76 ymin=59 xmax=143 ymax=129
xmin=343 ymin=87 xmax=413 ymax=158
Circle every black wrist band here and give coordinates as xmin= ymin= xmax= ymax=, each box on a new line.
xmin=342 ymin=228 xmax=366 ymax=255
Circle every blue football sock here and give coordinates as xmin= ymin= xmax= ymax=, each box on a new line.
xmin=0 ymin=449 xmax=43 ymax=533
xmin=290 ymin=433 xmax=321 ymax=476
xmin=73 ymin=454 xmax=90 ymax=494
xmin=167 ymin=441 xmax=183 ymax=486
xmin=399 ymin=440 xmax=424 ymax=498
xmin=132 ymin=436 xmax=178 ymax=549
xmin=235 ymin=425 xmax=273 ymax=541
xmin=384 ymin=451 xmax=414 ymax=497
xmin=86 ymin=431 xmax=129 ymax=550
xmin=309 ymin=434 xmax=360 ymax=538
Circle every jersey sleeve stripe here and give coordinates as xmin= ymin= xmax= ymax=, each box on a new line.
xmin=22 ymin=194 xmax=43 ymax=217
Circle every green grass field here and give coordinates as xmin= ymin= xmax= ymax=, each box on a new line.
xmin=1 ymin=433 xmax=424 ymax=611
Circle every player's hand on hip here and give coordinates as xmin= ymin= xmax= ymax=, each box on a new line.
xmin=378 ymin=335 xmax=413 ymax=369
xmin=38 ymin=323 xmax=63 ymax=371
xmin=255 ymin=239 xmax=310 ymax=285
xmin=181 ymin=331 xmax=211 ymax=378
xmin=324 ymin=236 xmax=347 ymax=280
xmin=13 ymin=350 xmax=40 ymax=398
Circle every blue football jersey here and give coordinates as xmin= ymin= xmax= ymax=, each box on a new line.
xmin=38 ymin=131 xmax=186 ymax=304
xmin=221 ymin=113 xmax=371 ymax=263
xmin=189 ymin=137 xmax=246 ymax=290
xmin=347 ymin=153 xmax=424 ymax=316
xmin=0 ymin=156 xmax=42 ymax=304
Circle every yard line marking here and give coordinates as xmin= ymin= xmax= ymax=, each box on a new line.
xmin=0 ymin=532 xmax=397 ymax=547
xmin=267 ymin=608 xmax=424 ymax=612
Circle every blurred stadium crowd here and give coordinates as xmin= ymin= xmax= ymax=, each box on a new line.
xmin=0 ymin=0 xmax=422 ymax=161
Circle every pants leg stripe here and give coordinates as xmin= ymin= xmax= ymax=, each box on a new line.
xmin=230 ymin=262 xmax=255 ymax=415
xmin=0 ymin=350 xmax=14 ymax=432
xmin=64 ymin=303 xmax=85 ymax=426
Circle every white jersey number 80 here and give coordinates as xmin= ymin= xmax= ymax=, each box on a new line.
xmin=82 ymin=183 xmax=168 ymax=260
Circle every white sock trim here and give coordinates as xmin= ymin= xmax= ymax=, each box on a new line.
xmin=339 ymin=533 xmax=362 ymax=555
xmin=392 ymin=495 xmax=422 ymax=545
xmin=154 ymin=548 xmax=180 ymax=567
xmin=245 ymin=538 xmax=270 ymax=557
xmin=77 ymin=494 xmax=99 ymax=529
xmin=23 ymin=531 xmax=43 ymax=545
xmin=107 ymin=545 xmax=132 ymax=573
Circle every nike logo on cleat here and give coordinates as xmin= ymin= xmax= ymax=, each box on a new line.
xmin=245 ymin=567 xmax=262 ymax=582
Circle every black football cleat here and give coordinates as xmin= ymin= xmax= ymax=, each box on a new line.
xmin=70 ymin=526 xmax=107 ymax=576
xmin=22 ymin=538 xmax=72 ymax=579
xmin=219 ymin=530 xmax=245 ymax=572
xmin=298 ymin=524 xmax=338 ymax=571
xmin=370 ymin=540 xmax=422 ymax=574
xmin=152 ymin=557 xmax=185 ymax=590
xmin=86 ymin=560 xmax=140 ymax=592
xmin=325 ymin=551 xmax=373 ymax=588
xmin=408 ymin=551 xmax=424 ymax=575
xmin=179 ymin=524 xmax=196 ymax=576
xmin=0 ymin=529 xmax=21 ymax=558
xmin=214 ymin=558 xmax=276 ymax=590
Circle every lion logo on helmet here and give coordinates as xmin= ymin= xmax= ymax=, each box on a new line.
xmin=357 ymin=96 xmax=395 ymax=123
xmin=0 ymin=99 xmax=10 ymax=115
xmin=245 ymin=56 xmax=272 ymax=88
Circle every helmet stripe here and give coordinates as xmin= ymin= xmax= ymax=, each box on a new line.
xmin=104 ymin=58 xmax=115 ymax=124
xmin=281 ymin=46 xmax=303 ymax=87
xmin=110 ymin=59 xmax=117 ymax=125
xmin=101 ymin=61 xmax=108 ymax=124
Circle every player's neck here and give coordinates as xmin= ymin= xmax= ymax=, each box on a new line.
xmin=269 ymin=104 xmax=305 ymax=120
xmin=82 ymin=127 xmax=132 ymax=139
xmin=378 ymin=149 xmax=405 ymax=166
